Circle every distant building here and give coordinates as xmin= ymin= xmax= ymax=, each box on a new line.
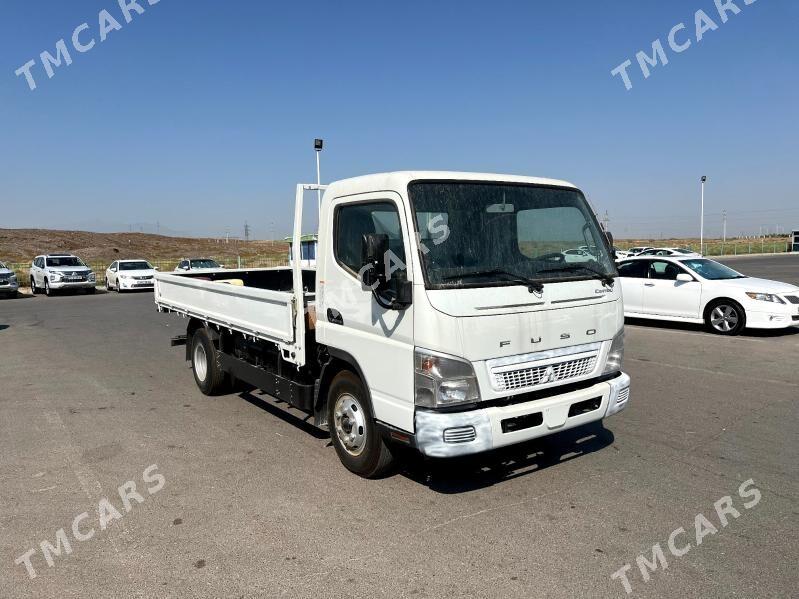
xmin=285 ymin=234 xmax=318 ymax=268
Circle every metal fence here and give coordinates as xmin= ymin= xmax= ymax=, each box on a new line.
xmin=617 ymin=239 xmax=793 ymax=257
xmin=7 ymin=255 xmax=289 ymax=288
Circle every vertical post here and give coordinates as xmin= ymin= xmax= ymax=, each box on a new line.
xmin=314 ymin=138 xmax=324 ymax=214
xmin=700 ymin=176 xmax=706 ymax=256
xmin=316 ymin=151 xmax=322 ymax=210
xmin=292 ymin=184 xmax=306 ymax=368
xmin=722 ymin=210 xmax=727 ymax=242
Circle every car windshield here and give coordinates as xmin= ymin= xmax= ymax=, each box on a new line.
xmin=190 ymin=259 xmax=220 ymax=269
xmin=680 ymin=259 xmax=746 ymax=280
xmin=674 ymin=248 xmax=694 ymax=254
xmin=46 ymin=257 xmax=85 ymax=267
xmin=119 ymin=261 xmax=152 ymax=270
xmin=409 ymin=182 xmax=616 ymax=288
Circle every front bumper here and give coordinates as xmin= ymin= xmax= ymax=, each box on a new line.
xmin=415 ymin=372 xmax=630 ymax=458
xmin=746 ymin=304 xmax=799 ymax=329
xmin=49 ymin=280 xmax=96 ymax=290
xmin=118 ymin=278 xmax=154 ymax=290
xmin=0 ymin=281 xmax=19 ymax=294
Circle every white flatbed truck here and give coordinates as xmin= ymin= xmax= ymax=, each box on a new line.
xmin=155 ymin=172 xmax=631 ymax=477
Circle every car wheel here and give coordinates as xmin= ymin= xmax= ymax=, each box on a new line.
xmin=45 ymin=279 xmax=52 ymax=297
xmin=705 ymin=300 xmax=746 ymax=335
xmin=105 ymin=277 xmax=110 ymax=290
xmin=190 ymin=328 xmax=227 ymax=395
xmin=327 ymin=370 xmax=395 ymax=478
xmin=30 ymin=277 xmax=37 ymax=294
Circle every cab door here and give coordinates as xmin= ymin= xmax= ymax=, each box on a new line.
xmin=642 ymin=260 xmax=702 ymax=318
xmin=316 ymin=192 xmax=415 ymax=432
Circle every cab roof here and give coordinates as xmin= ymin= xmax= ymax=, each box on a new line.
xmin=325 ymin=171 xmax=579 ymax=199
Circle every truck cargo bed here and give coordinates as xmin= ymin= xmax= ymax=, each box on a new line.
xmin=155 ymin=267 xmax=315 ymax=345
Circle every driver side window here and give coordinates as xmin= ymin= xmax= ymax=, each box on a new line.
xmin=334 ymin=202 xmax=406 ymax=275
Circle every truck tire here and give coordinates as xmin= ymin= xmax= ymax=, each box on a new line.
xmin=30 ymin=278 xmax=38 ymax=294
xmin=191 ymin=329 xmax=227 ymax=395
xmin=45 ymin=279 xmax=53 ymax=296
xmin=327 ymin=370 xmax=394 ymax=478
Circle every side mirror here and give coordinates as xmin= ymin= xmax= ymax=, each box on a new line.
xmin=154 ymin=267 xmax=160 ymax=271
xmin=676 ymin=273 xmax=694 ymax=283
xmin=361 ymin=233 xmax=389 ymax=289
xmin=360 ymin=233 xmax=412 ymax=310
xmin=605 ymin=230 xmax=614 ymax=248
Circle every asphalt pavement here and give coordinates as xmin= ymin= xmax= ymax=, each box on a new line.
xmin=1 ymin=255 xmax=797 ymax=598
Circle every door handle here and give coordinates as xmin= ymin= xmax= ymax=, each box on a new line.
xmin=644 ymin=283 xmax=655 ymax=287
xmin=326 ymin=308 xmax=343 ymax=325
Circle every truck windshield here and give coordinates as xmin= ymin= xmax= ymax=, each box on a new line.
xmin=409 ymin=181 xmax=616 ymax=288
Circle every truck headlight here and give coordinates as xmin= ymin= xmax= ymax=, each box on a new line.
xmin=603 ymin=329 xmax=624 ymax=375
xmin=415 ymin=349 xmax=480 ymax=408
xmin=745 ymin=292 xmax=784 ymax=304
xmin=50 ymin=272 xmax=62 ymax=281
xmin=87 ymin=272 xmax=96 ymax=282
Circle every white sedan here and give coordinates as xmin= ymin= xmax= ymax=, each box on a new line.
xmin=636 ymin=247 xmax=702 ymax=258
xmin=618 ymin=256 xmax=799 ymax=335
xmin=105 ymin=260 xmax=157 ymax=292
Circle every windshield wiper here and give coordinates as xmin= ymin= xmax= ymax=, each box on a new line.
xmin=536 ymin=264 xmax=615 ymax=288
xmin=443 ymin=269 xmax=544 ymax=293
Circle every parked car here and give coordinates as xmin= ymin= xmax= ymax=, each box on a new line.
xmin=156 ymin=171 xmax=631 ymax=478
xmin=105 ymin=260 xmax=157 ymax=292
xmin=30 ymin=254 xmax=96 ymax=296
xmin=617 ymin=256 xmax=799 ymax=335
xmin=0 ymin=261 xmax=19 ymax=297
xmin=637 ymin=247 xmax=701 ymax=257
xmin=174 ymin=258 xmax=224 ymax=272
xmin=562 ymin=248 xmax=596 ymax=262
xmin=625 ymin=246 xmax=654 ymax=256
xmin=613 ymin=247 xmax=630 ymax=259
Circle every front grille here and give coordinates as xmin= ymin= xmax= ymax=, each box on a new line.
xmin=134 ymin=275 xmax=153 ymax=281
xmin=493 ymin=356 xmax=598 ymax=391
xmin=785 ymin=295 xmax=799 ymax=305
xmin=443 ymin=426 xmax=476 ymax=444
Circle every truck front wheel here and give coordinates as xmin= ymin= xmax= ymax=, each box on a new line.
xmin=191 ymin=329 xmax=227 ymax=395
xmin=327 ymin=371 xmax=394 ymax=478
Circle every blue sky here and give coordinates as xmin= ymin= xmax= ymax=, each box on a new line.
xmin=1 ymin=0 xmax=797 ymax=239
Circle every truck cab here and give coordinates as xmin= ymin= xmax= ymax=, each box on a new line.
xmin=156 ymin=172 xmax=630 ymax=477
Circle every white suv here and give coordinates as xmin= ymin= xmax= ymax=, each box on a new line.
xmin=30 ymin=254 xmax=96 ymax=296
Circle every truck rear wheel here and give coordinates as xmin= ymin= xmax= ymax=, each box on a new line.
xmin=327 ymin=370 xmax=394 ymax=478
xmin=191 ymin=329 xmax=227 ymax=395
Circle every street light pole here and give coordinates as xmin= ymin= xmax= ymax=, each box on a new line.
xmin=314 ymin=138 xmax=324 ymax=213
xmin=700 ymin=176 xmax=707 ymax=255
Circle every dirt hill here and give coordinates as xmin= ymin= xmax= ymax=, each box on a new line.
xmin=0 ymin=229 xmax=288 ymax=265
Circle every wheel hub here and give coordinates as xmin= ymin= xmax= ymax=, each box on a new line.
xmin=193 ymin=343 xmax=208 ymax=382
xmin=711 ymin=305 xmax=739 ymax=332
xmin=333 ymin=393 xmax=367 ymax=457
